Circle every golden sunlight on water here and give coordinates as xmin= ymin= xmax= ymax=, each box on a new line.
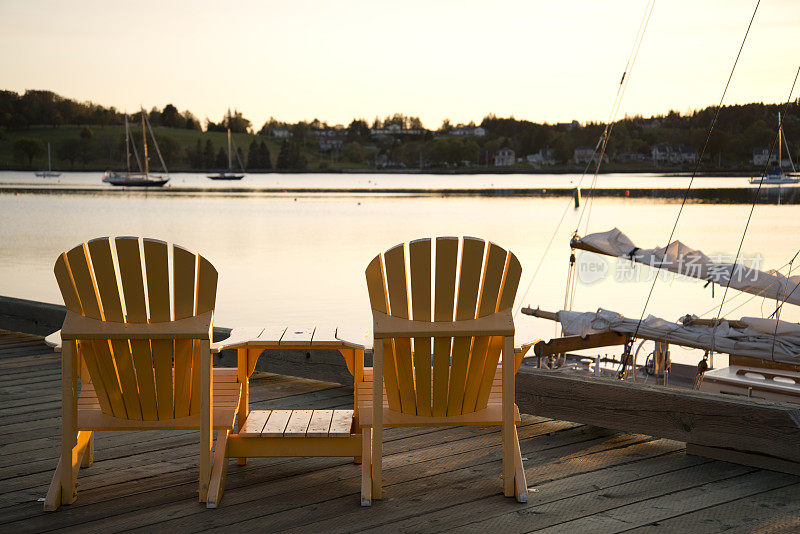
xmin=1 ymin=189 xmax=797 ymax=365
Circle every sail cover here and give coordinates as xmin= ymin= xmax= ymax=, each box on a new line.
xmin=554 ymin=308 xmax=800 ymax=365
xmin=572 ymin=228 xmax=800 ymax=307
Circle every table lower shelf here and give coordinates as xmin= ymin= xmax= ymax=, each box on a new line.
xmin=239 ymin=409 xmax=355 ymax=438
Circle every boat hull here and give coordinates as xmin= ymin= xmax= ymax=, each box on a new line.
xmin=105 ymin=179 xmax=169 ymax=187
xmin=207 ymin=173 xmax=245 ymax=180
xmin=103 ymin=172 xmax=168 ymax=187
xmin=749 ymin=177 xmax=800 ymax=185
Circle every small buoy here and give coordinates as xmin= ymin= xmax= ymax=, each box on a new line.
xmin=625 ymin=190 xmax=630 ymax=197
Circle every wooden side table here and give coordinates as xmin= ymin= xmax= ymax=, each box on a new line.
xmin=211 ymin=326 xmax=366 ymax=487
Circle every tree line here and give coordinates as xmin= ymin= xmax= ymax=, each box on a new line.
xmin=0 ymin=90 xmax=246 ymax=133
xmin=2 ymin=88 xmax=799 ymax=171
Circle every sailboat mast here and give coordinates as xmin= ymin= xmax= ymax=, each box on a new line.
xmin=124 ymin=115 xmax=131 ymax=174
xmin=227 ymin=128 xmax=232 ymax=171
xmin=141 ymin=109 xmax=149 ymax=176
xmin=778 ymin=112 xmax=782 ymax=174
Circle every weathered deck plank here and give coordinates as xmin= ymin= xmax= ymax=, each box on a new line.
xmin=0 ymin=331 xmax=797 ymax=533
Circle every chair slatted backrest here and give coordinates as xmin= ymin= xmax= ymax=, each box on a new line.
xmin=53 ymin=237 xmax=218 ymax=421
xmin=365 ymin=237 xmax=521 ymax=417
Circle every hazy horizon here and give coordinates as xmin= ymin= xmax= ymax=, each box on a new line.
xmin=2 ymin=0 xmax=799 ymax=129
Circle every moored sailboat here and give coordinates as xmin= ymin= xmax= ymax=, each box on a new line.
xmin=207 ymin=126 xmax=245 ymax=180
xmin=749 ymin=113 xmax=799 ymax=185
xmin=103 ymin=110 xmax=169 ymax=187
xmin=34 ymin=143 xmax=61 ymax=178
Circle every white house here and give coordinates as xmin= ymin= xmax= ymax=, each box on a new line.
xmin=527 ymin=148 xmax=556 ymax=166
xmin=753 ymin=147 xmax=778 ymax=166
xmin=319 ymin=138 xmax=343 ymax=151
xmin=495 ymin=148 xmax=515 ymax=166
xmin=370 ymin=124 xmax=425 ymax=136
xmin=573 ymin=146 xmax=608 ymax=165
xmin=271 ymin=128 xmax=291 ymax=139
xmin=450 ymin=126 xmax=486 ymax=137
xmin=670 ymin=145 xmax=697 ymax=165
xmin=617 ymin=152 xmax=647 ymax=163
xmin=557 ymin=120 xmax=580 ymax=131
xmin=651 ymin=143 xmax=671 ymax=164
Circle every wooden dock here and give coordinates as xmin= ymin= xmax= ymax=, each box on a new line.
xmin=1 ymin=329 xmax=798 ymax=533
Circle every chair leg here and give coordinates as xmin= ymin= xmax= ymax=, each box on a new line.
xmin=51 ymin=340 xmax=78 ymax=510
xmin=81 ymin=433 xmax=94 ymax=468
xmin=43 ymin=456 xmax=64 ymax=511
xmin=370 ymin=340 xmax=384 ymax=501
xmin=513 ymin=426 xmax=528 ymax=503
xmin=502 ymin=336 xmax=515 ymax=498
xmin=60 ymin=434 xmax=76 ymax=506
xmin=361 ymin=429 xmax=372 ymax=506
xmin=44 ymin=430 xmax=93 ymax=511
xmin=199 ymin=341 xmax=213 ymax=502
xmin=237 ymin=348 xmax=249 ymax=466
xmin=206 ymin=429 xmax=230 ymax=508
xmin=371 ymin=423 xmax=383 ymax=500
xmin=501 ymin=420 xmax=516 ymax=498
xmin=199 ymin=440 xmax=212 ymax=502
xmin=353 ymin=408 xmax=362 ymax=464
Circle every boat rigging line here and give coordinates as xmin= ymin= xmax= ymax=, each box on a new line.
xmin=575 ymin=0 xmax=656 ymax=238
xmin=515 ymin=0 xmax=656 ymax=318
xmin=620 ymin=0 xmax=762 ymax=379
xmin=143 ymin=110 xmax=169 ymax=174
xmin=691 ymin=252 xmax=800 ymax=320
xmin=769 ymin=250 xmax=800 ymax=361
xmin=711 ymin=65 xmax=800 ymax=364
xmin=767 ymin=248 xmax=800 ymax=320
xmin=566 ymin=0 xmax=655 ymax=321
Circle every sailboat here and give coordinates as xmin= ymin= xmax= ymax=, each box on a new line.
xmin=749 ymin=113 xmax=799 ymax=185
xmin=103 ymin=110 xmax=169 ymax=187
xmin=207 ymin=127 xmax=245 ymax=180
xmin=35 ymin=143 xmax=61 ymax=178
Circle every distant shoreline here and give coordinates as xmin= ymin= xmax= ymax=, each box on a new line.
xmin=0 ymin=166 xmax=763 ymax=177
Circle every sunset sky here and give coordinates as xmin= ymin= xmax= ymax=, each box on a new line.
xmin=2 ymin=0 xmax=799 ymax=129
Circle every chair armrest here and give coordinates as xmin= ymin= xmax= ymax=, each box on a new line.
xmin=44 ymin=329 xmax=62 ymax=352
xmin=518 ymin=341 xmax=536 ymax=356
xmin=211 ymin=327 xmax=265 ymax=353
xmin=61 ymin=310 xmax=213 ymax=341
xmin=372 ymin=309 xmax=514 ymax=339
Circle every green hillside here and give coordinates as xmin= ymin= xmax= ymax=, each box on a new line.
xmin=0 ymin=125 xmax=291 ymax=171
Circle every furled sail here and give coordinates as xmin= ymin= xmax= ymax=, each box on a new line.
xmin=571 ymin=228 xmax=800 ymax=307
xmin=530 ymin=307 xmax=800 ymax=365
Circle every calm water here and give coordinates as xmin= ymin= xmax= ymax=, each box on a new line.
xmin=0 ymin=170 xmax=792 ymax=191
xmin=1 ymin=171 xmax=798 ymax=366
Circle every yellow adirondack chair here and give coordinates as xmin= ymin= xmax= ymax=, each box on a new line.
xmin=360 ymin=236 xmax=528 ymax=505
xmin=44 ymin=237 xmax=241 ymax=510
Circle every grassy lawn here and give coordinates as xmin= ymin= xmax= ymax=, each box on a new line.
xmin=0 ymin=125 xmax=296 ymax=171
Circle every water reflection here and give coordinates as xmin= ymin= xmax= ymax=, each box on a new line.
xmin=1 ymin=186 xmax=798 ymax=365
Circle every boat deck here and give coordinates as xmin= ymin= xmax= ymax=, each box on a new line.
xmin=1 ymin=329 xmax=798 ymax=533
